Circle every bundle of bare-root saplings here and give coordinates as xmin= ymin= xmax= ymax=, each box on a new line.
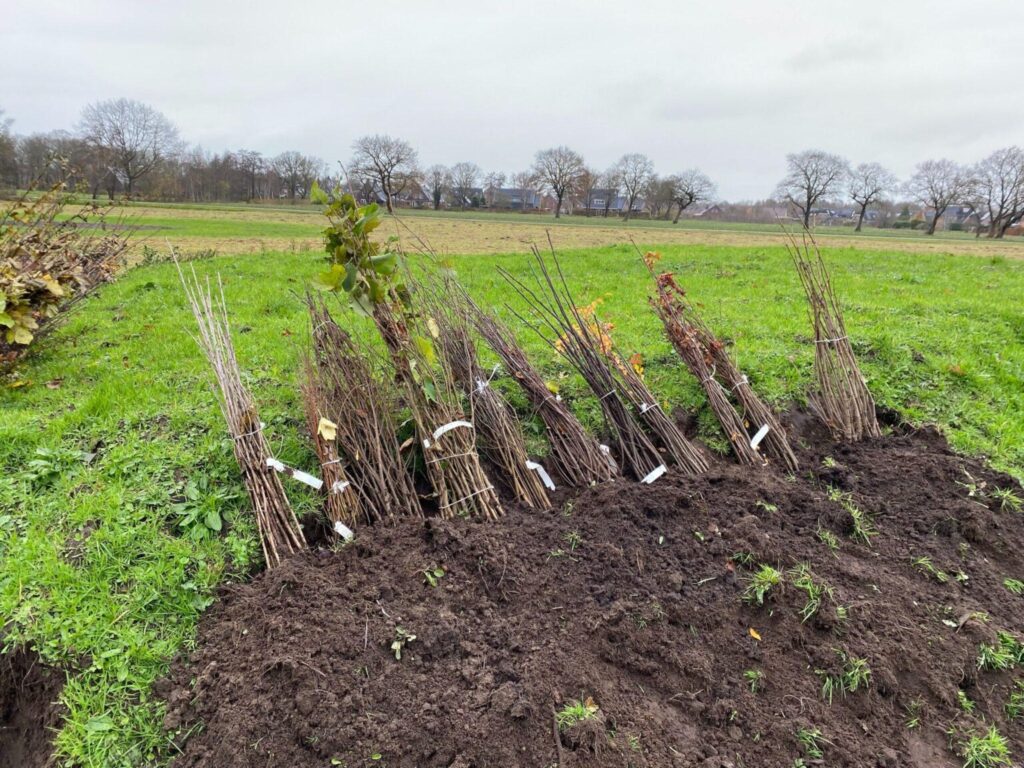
xmin=788 ymin=232 xmax=881 ymax=441
xmin=501 ymin=245 xmax=699 ymax=482
xmin=314 ymin=190 xmax=502 ymax=520
xmin=423 ymin=281 xmax=551 ymax=508
xmin=178 ymin=264 xmax=306 ymax=567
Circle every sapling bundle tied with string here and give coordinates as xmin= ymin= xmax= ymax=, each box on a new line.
xmin=313 ymin=186 xmax=502 ymax=520
xmin=787 ymin=232 xmax=880 ymax=441
xmin=641 ymin=253 xmax=798 ymax=472
xmin=649 ymin=268 xmax=765 ymax=467
xmin=463 ymin=288 xmax=617 ymax=489
xmin=304 ymin=294 xmax=422 ymax=524
xmin=177 ymin=262 xmax=306 ymax=568
xmin=425 ymin=282 xmax=551 ymax=508
xmin=599 ymin=322 xmax=707 ymax=475
xmin=500 ymin=245 xmax=664 ymax=483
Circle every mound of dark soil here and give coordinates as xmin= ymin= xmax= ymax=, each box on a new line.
xmin=0 ymin=648 xmax=64 ymax=768
xmin=159 ymin=416 xmax=1024 ymax=768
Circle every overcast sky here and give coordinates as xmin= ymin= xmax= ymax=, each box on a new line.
xmin=3 ymin=0 xmax=1023 ymax=200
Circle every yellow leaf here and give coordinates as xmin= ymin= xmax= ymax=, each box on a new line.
xmin=425 ymin=317 xmax=440 ymax=339
xmin=749 ymin=628 xmax=762 ymax=641
xmin=317 ymin=417 xmax=338 ymax=441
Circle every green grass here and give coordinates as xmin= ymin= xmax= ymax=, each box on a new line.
xmin=2 ymin=240 xmax=1024 ymax=765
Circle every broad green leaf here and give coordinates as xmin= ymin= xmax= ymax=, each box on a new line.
xmin=413 ymin=335 xmax=436 ymax=365
xmin=0 ymin=311 xmax=13 ymax=328
xmin=205 ymin=508 xmax=222 ymax=532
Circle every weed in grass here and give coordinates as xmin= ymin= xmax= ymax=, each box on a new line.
xmin=912 ymin=555 xmax=950 ymax=583
xmin=627 ymin=734 xmax=641 ymax=752
xmin=744 ymin=669 xmax=764 ymax=693
xmin=1004 ymin=578 xmax=1024 ymax=595
xmin=796 ymin=727 xmax=826 ymax=759
xmin=979 ymin=633 xmax=1024 ymax=672
xmin=564 ymin=530 xmax=583 ymax=552
xmin=821 ymin=456 xmax=838 ymax=469
xmin=556 ymin=696 xmax=599 ymax=731
xmin=955 ymin=570 xmax=970 ymax=585
xmin=960 ymin=726 xmax=1012 ymax=768
xmin=743 ymin=565 xmax=783 ymax=606
xmin=993 ymin=487 xmax=1022 ymax=513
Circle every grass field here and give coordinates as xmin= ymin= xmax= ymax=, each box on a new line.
xmin=2 ymin=211 xmax=1024 ymax=765
xmin=63 ymin=200 xmax=1024 ymax=259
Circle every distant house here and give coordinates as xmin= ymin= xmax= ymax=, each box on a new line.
xmin=490 ymin=187 xmax=542 ymax=211
xmin=578 ymin=188 xmax=646 ymax=214
xmin=692 ymin=203 xmax=724 ymax=218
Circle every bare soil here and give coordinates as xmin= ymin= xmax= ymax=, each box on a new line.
xmin=158 ymin=413 xmax=1024 ymax=768
xmin=0 ymin=648 xmax=64 ymax=768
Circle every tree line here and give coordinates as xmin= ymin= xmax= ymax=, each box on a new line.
xmin=1 ymin=99 xmax=1021 ymax=237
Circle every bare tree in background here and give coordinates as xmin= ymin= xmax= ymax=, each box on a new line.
xmin=350 ymin=134 xmax=418 ymax=213
xmin=0 ymin=107 xmax=17 ymax=188
xmin=644 ymin=175 xmax=674 ymax=219
xmin=614 ymin=153 xmax=654 ymax=221
xmin=668 ymin=169 xmax=716 ymax=223
xmin=425 ymin=164 xmax=451 ymax=210
xmin=273 ymin=151 xmax=323 ymax=201
xmin=576 ymin=166 xmax=600 ymax=216
xmin=532 ymin=146 xmax=585 ymax=218
xmin=510 ymin=169 xmax=536 ymax=212
xmin=600 ymin=165 xmax=621 ymax=218
xmin=774 ymin=149 xmax=849 ymax=228
xmin=905 ymin=159 xmax=970 ymax=235
xmin=450 ymin=161 xmax=481 ymax=210
xmin=237 ymin=150 xmax=265 ymax=201
xmin=484 ymin=170 xmax=506 ymax=206
xmin=79 ymin=98 xmax=180 ymax=196
xmin=847 ymin=162 xmax=898 ymax=232
xmin=972 ymin=147 xmax=1024 ymax=239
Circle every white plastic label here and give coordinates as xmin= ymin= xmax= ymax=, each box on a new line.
xmin=750 ymin=424 xmax=770 ymax=450
xmin=432 ymin=420 xmax=474 ymax=441
xmin=265 ymin=457 xmax=324 ymax=490
xmin=641 ymin=464 xmax=667 ymax=484
xmin=525 ymin=460 xmax=556 ymax=490
xmin=333 ymin=520 xmax=354 ymax=540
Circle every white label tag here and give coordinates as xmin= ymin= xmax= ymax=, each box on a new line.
xmin=525 ymin=460 xmax=556 ymax=490
xmin=266 ymin=457 xmax=324 ymax=490
xmin=333 ymin=520 xmax=354 ymax=540
xmin=750 ymin=424 xmax=770 ymax=450
xmin=432 ymin=420 xmax=473 ymax=441
xmin=641 ymin=464 xmax=667 ymax=484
